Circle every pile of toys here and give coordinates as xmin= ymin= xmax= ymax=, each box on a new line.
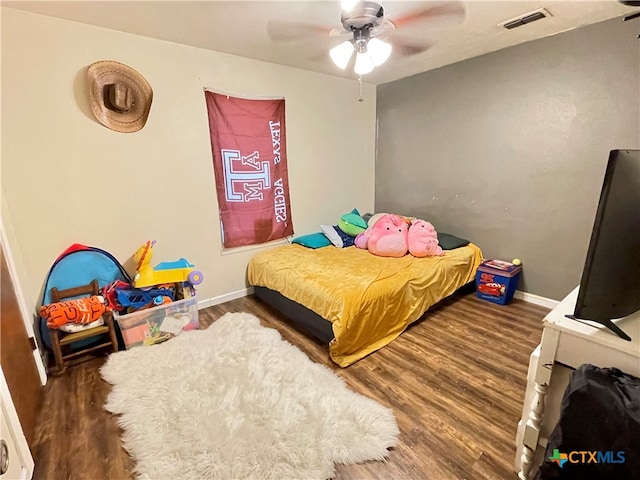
xmin=105 ymin=241 xmax=204 ymax=348
xmin=103 ymin=240 xmax=203 ymax=314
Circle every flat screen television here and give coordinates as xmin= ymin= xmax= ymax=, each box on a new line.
xmin=566 ymin=149 xmax=640 ymax=341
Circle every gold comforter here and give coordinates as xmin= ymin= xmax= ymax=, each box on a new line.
xmin=247 ymin=243 xmax=483 ymax=367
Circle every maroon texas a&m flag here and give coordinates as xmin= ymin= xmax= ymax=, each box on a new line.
xmin=205 ymin=91 xmax=293 ymax=248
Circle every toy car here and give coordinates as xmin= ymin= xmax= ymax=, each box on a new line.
xmin=133 ymin=240 xmax=204 ymax=288
xmin=116 ymin=286 xmax=175 ymax=310
xmin=478 ymin=282 xmax=505 ymax=297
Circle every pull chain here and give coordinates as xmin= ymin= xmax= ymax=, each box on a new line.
xmin=357 ymin=75 xmax=364 ymax=102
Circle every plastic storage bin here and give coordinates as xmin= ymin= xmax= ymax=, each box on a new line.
xmin=476 ymin=259 xmax=522 ymax=305
xmin=113 ymin=296 xmax=198 ymax=349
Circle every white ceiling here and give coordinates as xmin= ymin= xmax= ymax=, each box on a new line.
xmin=4 ymin=1 xmax=638 ymax=84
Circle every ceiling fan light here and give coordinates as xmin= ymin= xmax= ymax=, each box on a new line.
xmin=341 ymin=0 xmax=359 ymax=12
xmin=330 ymin=41 xmax=355 ymax=70
xmin=354 ymin=51 xmax=374 ymax=75
xmin=368 ymin=38 xmax=392 ymax=67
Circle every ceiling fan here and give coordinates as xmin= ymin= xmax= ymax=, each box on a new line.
xmin=267 ymin=0 xmax=466 ymax=76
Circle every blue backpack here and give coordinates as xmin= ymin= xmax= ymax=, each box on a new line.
xmin=39 ymin=244 xmax=131 ymax=351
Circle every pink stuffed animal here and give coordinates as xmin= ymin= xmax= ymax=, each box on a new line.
xmin=366 ymin=214 xmax=408 ymax=258
xmin=408 ymin=219 xmax=444 ymax=257
xmin=354 ymin=231 xmax=369 ymax=249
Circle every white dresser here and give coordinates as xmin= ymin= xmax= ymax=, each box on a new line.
xmin=514 ymin=286 xmax=640 ymax=479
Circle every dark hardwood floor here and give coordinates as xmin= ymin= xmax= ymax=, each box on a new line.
xmin=32 ymin=291 xmax=548 ymax=480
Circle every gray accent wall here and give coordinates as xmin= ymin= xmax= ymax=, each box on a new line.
xmin=376 ymin=15 xmax=640 ymax=301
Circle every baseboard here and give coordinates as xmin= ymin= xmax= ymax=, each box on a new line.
xmin=197 ymin=287 xmax=254 ymax=309
xmin=514 ymin=290 xmax=559 ymax=309
xmin=199 ymin=287 xmax=559 ymax=311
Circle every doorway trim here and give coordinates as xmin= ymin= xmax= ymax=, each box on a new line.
xmin=0 ymin=221 xmax=47 ymax=385
xmin=0 ymin=365 xmax=34 ymax=479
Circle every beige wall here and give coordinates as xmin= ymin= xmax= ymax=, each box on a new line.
xmin=1 ymin=8 xmax=376 ymax=319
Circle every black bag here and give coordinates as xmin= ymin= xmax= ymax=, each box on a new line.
xmin=536 ymin=364 xmax=640 ymax=480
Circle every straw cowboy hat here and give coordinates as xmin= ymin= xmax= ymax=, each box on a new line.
xmin=87 ymin=60 xmax=153 ymax=133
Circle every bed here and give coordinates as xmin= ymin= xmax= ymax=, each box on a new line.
xmin=247 ymin=243 xmax=483 ymax=367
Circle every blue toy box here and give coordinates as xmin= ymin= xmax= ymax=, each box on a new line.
xmin=476 ymin=259 xmax=522 ymax=305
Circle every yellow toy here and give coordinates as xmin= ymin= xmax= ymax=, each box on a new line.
xmin=133 ymin=240 xmax=204 ymax=289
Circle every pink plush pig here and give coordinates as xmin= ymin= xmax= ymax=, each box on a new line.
xmin=367 ymin=214 xmax=409 ymax=258
xmin=354 ymin=231 xmax=369 ymax=249
xmin=408 ymin=219 xmax=444 ymax=257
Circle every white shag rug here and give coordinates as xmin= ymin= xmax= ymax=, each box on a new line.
xmin=100 ymin=312 xmax=399 ymax=480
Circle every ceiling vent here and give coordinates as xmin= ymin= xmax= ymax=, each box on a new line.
xmin=499 ymin=8 xmax=551 ymax=30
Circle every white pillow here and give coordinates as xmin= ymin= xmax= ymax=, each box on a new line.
xmin=320 ymin=224 xmax=343 ymax=248
xmin=367 ymin=213 xmax=388 ymax=227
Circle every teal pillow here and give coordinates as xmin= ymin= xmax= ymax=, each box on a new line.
xmin=292 ymin=232 xmax=331 ymax=249
xmin=338 ymin=208 xmax=368 ymax=237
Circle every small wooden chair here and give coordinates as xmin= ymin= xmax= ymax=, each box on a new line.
xmin=48 ymin=279 xmax=118 ymax=375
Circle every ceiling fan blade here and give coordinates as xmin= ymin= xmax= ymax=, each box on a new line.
xmin=267 ymin=19 xmax=334 ymax=42
xmin=387 ymin=37 xmax=433 ymax=57
xmin=390 ymin=1 xmax=466 ymax=30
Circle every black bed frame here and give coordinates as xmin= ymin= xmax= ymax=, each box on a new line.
xmin=253 ymin=286 xmax=335 ymax=344
xmin=253 ymin=281 xmax=477 ymax=346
